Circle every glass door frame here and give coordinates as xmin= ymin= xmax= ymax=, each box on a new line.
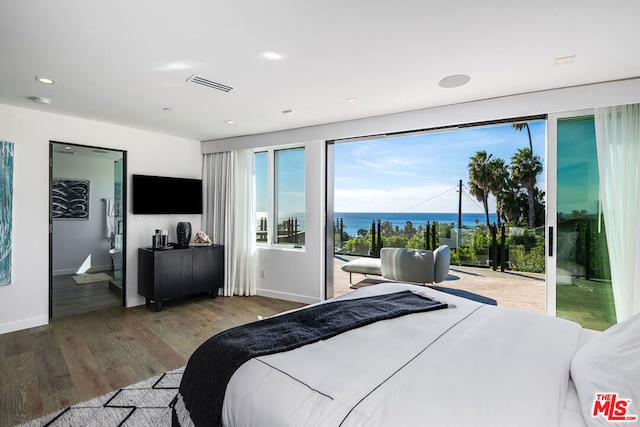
xmin=48 ymin=141 xmax=128 ymax=318
xmin=545 ymin=109 xmax=594 ymax=317
xmin=326 ymin=115 xmax=548 ymax=306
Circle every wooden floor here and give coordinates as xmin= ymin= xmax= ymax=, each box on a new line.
xmin=52 ymin=272 xmax=122 ymax=318
xmin=0 ymin=294 xmax=304 ymax=427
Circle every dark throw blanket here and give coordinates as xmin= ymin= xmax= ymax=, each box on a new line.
xmin=175 ymin=290 xmax=447 ymax=426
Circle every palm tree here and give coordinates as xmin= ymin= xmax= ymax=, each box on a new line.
xmin=518 ymin=187 xmax=546 ymax=228
xmin=496 ymin=177 xmax=522 ymax=225
xmin=512 ymin=122 xmax=533 ymax=152
xmin=488 ymin=158 xmax=508 ymax=226
xmin=510 ymin=148 xmax=542 ymax=229
xmin=468 ymin=150 xmax=494 ymax=227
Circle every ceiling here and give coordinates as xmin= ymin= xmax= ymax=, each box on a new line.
xmin=1 ymin=1 xmax=639 ymax=142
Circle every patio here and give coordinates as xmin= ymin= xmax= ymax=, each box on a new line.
xmin=333 ymin=256 xmax=546 ymax=314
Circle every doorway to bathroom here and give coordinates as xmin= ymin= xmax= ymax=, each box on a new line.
xmin=49 ymin=142 xmax=127 ymax=318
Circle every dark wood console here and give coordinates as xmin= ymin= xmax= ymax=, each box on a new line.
xmin=138 ymin=245 xmax=224 ymax=311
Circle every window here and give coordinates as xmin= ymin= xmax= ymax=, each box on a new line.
xmin=255 ymin=151 xmax=268 ymax=243
xmin=254 ymin=147 xmax=305 ymax=246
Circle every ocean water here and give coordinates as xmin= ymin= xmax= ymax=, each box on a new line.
xmin=334 ymin=212 xmax=498 ymax=235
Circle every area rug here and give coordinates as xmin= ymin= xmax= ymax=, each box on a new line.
xmin=72 ymin=272 xmax=113 ymax=285
xmin=17 ymin=367 xmax=183 ymax=427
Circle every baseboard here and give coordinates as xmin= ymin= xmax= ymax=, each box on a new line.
xmin=256 ymin=288 xmax=320 ymax=305
xmin=126 ymin=295 xmax=145 ymax=308
xmin=0 ymin=315 xmax=48 ymax=335
xmin=53 ymin=265 xmax=113 ymax=276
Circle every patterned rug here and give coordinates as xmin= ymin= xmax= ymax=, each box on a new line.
xmin=72 ymin=272 xmax=114 ymax=285
xmin=18 ymin=367 xmax=183 ymax=427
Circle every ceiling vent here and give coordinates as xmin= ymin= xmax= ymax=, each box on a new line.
xmin=186 ymin=75 xmax=233 ymax=93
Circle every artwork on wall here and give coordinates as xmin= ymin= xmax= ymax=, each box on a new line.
xmin=1 ymin=141 xmax=14 ymax=286
xmin=52 ymin=179 xmax=90 ymax=219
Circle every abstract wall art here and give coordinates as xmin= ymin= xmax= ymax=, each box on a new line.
xmin=52 ymin=179 xmax=90 ymax=219
xmin=0 ymin=140 xmax=14 ymax=286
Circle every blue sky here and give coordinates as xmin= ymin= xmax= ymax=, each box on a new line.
xmin=334 ymin=121 xmax=546 ymax=213
xmin=255 ymin=149 xmax=306 ymax=215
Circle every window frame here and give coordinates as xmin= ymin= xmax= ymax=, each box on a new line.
xmin=254 ymin=144 xmax=306 ymax=249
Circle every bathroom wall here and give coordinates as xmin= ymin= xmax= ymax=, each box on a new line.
xmin=52 ymin=150 xmax=119 ymax=275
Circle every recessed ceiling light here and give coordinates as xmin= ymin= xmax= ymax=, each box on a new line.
xmin=36 ymin=76 xmax=56 ymax=84
xmin=262 ymin=51 xmax=285 ymax=60
xmin=29 ymin=96 xmax=52 ymax=104
xmin=64 ymin=146 xmax=72 ymax=150
xmin=224 ymin=120 xmax=236 ymax=125
xmin=554 ymin=55 xmax=576 ymax=65
xmin=438 ymin=74 xmax=471 ymax=88
xmin=345 ymin=97 xmax=360 ymax=104
xmin=165 ymin=62 xmax=191 ymax=70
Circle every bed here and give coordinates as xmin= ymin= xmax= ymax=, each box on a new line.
xmin=173 ymin=282 xmax=640 ymax=427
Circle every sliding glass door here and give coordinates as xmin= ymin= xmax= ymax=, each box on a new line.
xmin=328 ymin=119 xmax=548 ymax=308
xmin=548 ymin=113 xmax=615 ymax=331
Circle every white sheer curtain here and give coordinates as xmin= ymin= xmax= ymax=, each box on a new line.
xmin=202 ymin=149 xmax=256 ymax=296
xmin=594 ymin=103 xmax=640 ymax=322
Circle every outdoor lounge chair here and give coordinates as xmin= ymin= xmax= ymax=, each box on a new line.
xmin=341 ymin=245 xmax=450 ymax=285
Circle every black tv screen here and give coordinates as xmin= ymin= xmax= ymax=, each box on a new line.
xmin=132 ymin=174 xmax=203 ymax=214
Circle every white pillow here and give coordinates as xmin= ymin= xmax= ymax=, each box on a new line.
xmin=571 ymin=312 xmax=640 ymax=426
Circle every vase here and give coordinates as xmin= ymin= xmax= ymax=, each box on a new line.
xmin=176 ymin=222 xmax=192 ymax=248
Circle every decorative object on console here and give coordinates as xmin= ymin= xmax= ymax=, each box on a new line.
xmin=176 ymin=222 xmax=192 ymax=248
xmin=191 ymin=230 xmax=213 ymax=246
xmin=152 ymin=228 xmax=162 ymax=248
xmin=152 ymin=228 xmax=170 ymax=249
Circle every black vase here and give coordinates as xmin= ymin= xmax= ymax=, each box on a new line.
xmin=176 ymin=222 xmax=192 ymax=248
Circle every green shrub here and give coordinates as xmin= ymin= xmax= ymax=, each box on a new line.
xmin=450 ymin=250 xmax=460 ymax=265
xmin=383 ymin=235 xmax=409 ymax=248
xmin=344 ymin=237 xmax=370 ymax=254
xmin=456 ymin=246 xmax=478 ymax=264
xmin=509 ymin=241 xmax=545 ymax=273
xmin=406 ymin=233 xmax=425 ymax=249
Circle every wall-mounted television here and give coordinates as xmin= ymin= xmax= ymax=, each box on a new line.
xmin=132 ymin=174 xmax=203 ymax=214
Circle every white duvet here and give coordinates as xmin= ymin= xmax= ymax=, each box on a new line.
xmin=221 ymin=283 xmax=587 ymax=427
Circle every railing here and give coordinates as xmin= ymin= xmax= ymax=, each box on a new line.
xmin=334 ymin=217 xmax=535 ymax=272
xmin=257 ymin=217 xmax=305 ymax=245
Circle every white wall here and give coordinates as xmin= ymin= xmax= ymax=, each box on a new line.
xmin=52 ymin=153 xmax=115 ymax=275
xmin=202 ymin=78 xmax=640 ymax=304
xmin=0 ymin=104 xmax=202 ymax=334
xmin=253 ymin=141 xmax=326 ymax=304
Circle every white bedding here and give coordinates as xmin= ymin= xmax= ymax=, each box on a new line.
xmin=221 ymin=283 xmax=587 ymax=427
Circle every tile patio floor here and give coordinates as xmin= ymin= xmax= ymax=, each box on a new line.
xmin=332 ymin=256 xmax=546 ymax=314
